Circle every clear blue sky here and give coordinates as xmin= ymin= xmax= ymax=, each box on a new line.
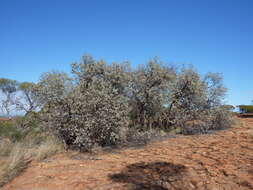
xmin=0 ymin=0 xmax=252 ymax=106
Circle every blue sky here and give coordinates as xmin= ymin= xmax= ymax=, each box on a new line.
xmin=0 ymin=0 xmax=252 ymax=106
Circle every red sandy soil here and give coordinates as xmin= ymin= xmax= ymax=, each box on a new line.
xmin=2 ymin=117 xmax=253 ymax=190
xmin=0 ymin=118 xmax=12 ymax=121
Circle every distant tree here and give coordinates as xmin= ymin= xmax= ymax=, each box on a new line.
xmin=14 ymin=82 xmax=41 ymax=114
xmin=0 ymin=78 xmax=18 ymax=116
xmin=203 ymin=72 xmax=227 ymax=108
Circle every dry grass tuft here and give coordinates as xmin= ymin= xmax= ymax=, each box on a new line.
xmin=35 ymin=137 xmax=63 ymax=161
xmin=0 ymin=138 xmax=14 ymax=157
xmin=0 ymin=136 xmax=63 ymax=187
xmin=0 ymin=143 xmax=31 ymax=187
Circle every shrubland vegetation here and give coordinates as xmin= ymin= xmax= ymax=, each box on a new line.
xmin=0 ymin=54 xmax=235 ymax=186
xmin=0 ymin=119 xmax=63 ymax=187
xmin=0 ymin=55 xmax=233 ymax=153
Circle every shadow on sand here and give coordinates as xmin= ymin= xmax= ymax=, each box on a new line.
xmin=108 ymin=161 xmax=187 ymax=190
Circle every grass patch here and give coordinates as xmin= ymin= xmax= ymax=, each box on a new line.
xmin=0 ymin=125 xmax=63 ymax=188
xmin=232 ymin=118 xmax=244 ymax=128
xmin=35 ymin=137 xmax=63 ymax=161
xmin=0 ymin=121 xmax=24 ymax=142
xmin=0 ymin=139 xmax=14 ymax=157
xmin=0 ymin=143 xmax=31 ymax=187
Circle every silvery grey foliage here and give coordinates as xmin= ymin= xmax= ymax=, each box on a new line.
xmin=70 ymin=79 xmax=129 ymax=149
xmin=203 ymin=72 xmax=227 ymax=108
xmin=70 ymin=57 xmax=130 ymax=150
xmin=128 ymin=58 xmax=176 ymax=129
xmin=34 ymin=55 xmax=232 ymax=150
xmin=38 ymin=56 xmax=129 ymax=151
xmin=208 ymin=106 xmax=234 ymax=130
xmin=168 ymin=68 xmax=208 ymax=124
xmin=169 ymin=68 xmax=231 ymax=134
xmin=36 ymin=71 xmax=73 ymax=104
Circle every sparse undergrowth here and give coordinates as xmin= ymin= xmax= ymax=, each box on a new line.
xmin=2 ymin=117 xmax=252 ymax=190
xmin=0 ymin=120 xmax=63 ymax=187
xmin=0 ymin=142 xmax=32 ymax=187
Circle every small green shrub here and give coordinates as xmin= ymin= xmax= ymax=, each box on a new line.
xmin=0 ymin=121 xmax=24 ymax=142
xmin=181 ymin=120 xmax=209 ymax=135
xmin=238 ymin=105 xmax=253 ymax=113
xmin=120 ymin=127 xmax=161 ymax=146
xmin=210 ymin=109 xmax=234 ymax=130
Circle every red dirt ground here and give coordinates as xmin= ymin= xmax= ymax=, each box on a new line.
xmin=0 ymin=118 xmax=12 ymax=121
xmin=2 ymin=117 xmax=253 ymax=190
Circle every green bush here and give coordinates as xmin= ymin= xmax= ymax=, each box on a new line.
xmin=238 ymin=105 xmax=253 ymax=113
xmin=0 ymin=121 xmax=23 ymax=142
xmin=0 ymin=113 xmax=43 ymax=143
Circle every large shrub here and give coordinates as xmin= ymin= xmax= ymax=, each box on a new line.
xmin=68 ymin=79 xmax=129 ymax=150
xmin=27 ymin=55 xmax=233 ymax=150
xmin=128 ymin=59 xmax=176 ymax=130
xmin=38 ymin=56 xmax=129 ymax=151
